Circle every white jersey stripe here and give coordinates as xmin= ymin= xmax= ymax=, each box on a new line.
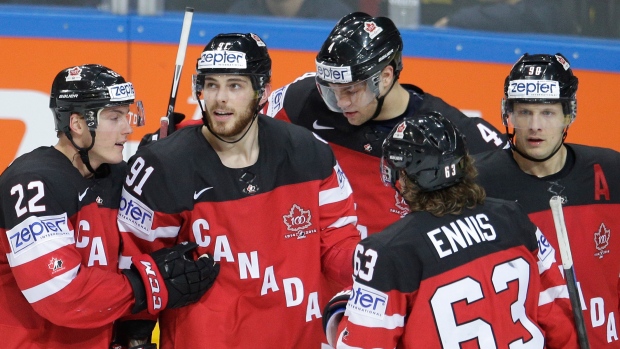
xmin=539 ymin=284 xmax=569 ymax=306
xmin=345 ymin=309 xmax=405 ymax=330
xmin=319 ymin=166 xmax=353 ymax=206
xmin=328 ymin=216 xmax=358 ymax=229
xmin=118 ymin=220 xmax=179 ymax=241
xmin=119 ymin=255 xmax=133 ymax=269
xmin=22 ymin=265 xmax=80 ymax=303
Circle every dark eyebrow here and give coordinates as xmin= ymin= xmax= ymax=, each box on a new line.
xmin=204 ymin=76 xmax=250 ymax=84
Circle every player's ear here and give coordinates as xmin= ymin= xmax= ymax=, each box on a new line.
xmin=381 ymin=65 xmax=394 ymax=87
xmin=259 ymin=83 xmax=272 ymax=105
xmin=69 ymin=112 xmax=86 ymax=134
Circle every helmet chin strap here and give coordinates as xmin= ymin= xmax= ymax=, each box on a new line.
xmin=506 ymin=126 xmax=568 ymax=163
xmin=66 ymin=130 xmax=97 ymax=174
xmin=370 ymin=78 xmax=397 ymax=120
xmin=198 ymin=90 xmax=263 ymax=144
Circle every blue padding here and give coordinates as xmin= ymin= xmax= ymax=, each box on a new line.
xmin=1 ymin=4 xmax=619 ymax=72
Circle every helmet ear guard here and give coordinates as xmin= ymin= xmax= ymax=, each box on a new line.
xmin=381 ymin=111 xmax=467 ymax=192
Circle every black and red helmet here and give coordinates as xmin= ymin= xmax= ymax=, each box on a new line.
xmin=50 ymin=64 xmax=138 ymax=133
xmin=194 ymin=33 xmax=271 ymax=93
xmin=502 ymin=53 xmax=578 ymax=124
xmin=381 ymin=111 xmax=467 ymax=192
xmin=315 ymin=12 xmax=403 ymax=86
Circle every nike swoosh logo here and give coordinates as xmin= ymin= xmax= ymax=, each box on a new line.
xmin=194 ymin=187 xmax=213 ymax=200
xmin=312 ymin=120 xmax=334 ymax=130
xmin=78 ymin=188 xmax=89 ymax=202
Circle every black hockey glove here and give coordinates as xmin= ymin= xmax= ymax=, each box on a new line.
xmin=323 ymin=288 xmax=352 ymax=347
xmin=110 ymin=319 xmax=157 ymax=349
xmin=124 ymin=241 xmax=220 ymax=315
xmin=138 ymin=112 xmax=186 ymax=148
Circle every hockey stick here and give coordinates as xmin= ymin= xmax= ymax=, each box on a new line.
xmin=159 ymin=7 xmax=194 ymax=139
xmin=549 ymin=196 xmax=590 ymax=349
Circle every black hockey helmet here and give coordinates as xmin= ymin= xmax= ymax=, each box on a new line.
xmin=315 ymin=12 xmax=403 ymax=115
xmin=194 ymin=33 xmax=272 ymax=95
xmin=50 ymin=64 xmax=142 ymax=134
xmin=315 ymin=12 xmax=403 ymax=85
xmin=502 ymin=53 xmax=578 ymax=126
xmin=381 ymin=111 xmax=467 ymax=192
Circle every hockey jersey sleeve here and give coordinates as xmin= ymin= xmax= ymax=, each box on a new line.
xmin=318 ymin=160 xmax=361 ymax=287
xmin=334 ymin=239 xmax=408 ymax=348
xmin=117 ymin=147 xmax=183 ymax=266
xmin=0 ymin=173 xmax=135 ymax=329
xmin=531 ymin=227 xmax=579 ymax=349
xmin=264 ymin=72 xmax=316 ymax=124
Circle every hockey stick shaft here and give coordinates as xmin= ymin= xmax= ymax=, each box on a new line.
xmin=160 ymin=7 xmax=194 ymax=139
xmin=549 ymin=196 xmax=590 ymax=349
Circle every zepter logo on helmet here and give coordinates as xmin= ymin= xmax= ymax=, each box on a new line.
xmin=380 ymin=112 xmax=467 ymax=192
xmin=50 ymin=64 xmax=144 ymax=134
xmin=315 ymin=12 xmax=403 ymax=113
xmin=193 ymin=33 xmax=271 ymax=96
xmin=501 ymin=53 xmax=578 ymax=130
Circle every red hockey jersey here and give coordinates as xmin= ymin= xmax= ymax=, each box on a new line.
xmin=117 ymin=117 xmax=360 ymax=348
xmin=475 ymin=145 xmax=620 ymax=348
xmin=335 ymin=198 xmax=578 ymax=349
xmin=0 ymin=147 xmax=135 ymax=349
xmin=265 ymin=73 xmax=507 ymax=237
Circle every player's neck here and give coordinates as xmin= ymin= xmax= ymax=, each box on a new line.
xmin=54 ymin=141 xmax=95 ymax=178
xmin=374 ymin=83 xmax=409 ymax=121
xmin=513 ymin=145 xmax=567 ymax=178
xmin=206 ymin=123 xmax=260 ymax=169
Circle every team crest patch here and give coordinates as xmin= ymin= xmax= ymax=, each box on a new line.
xmin=48 ymin=257 xmax=66 ymax=274
xmin=389 ymin=191 xmax=409 ymax=217
xmin=250 ymin=33 xmax=266 ymax=47
xmin=393 ymin=121 xmax=406 ymax=139
xmin=283 ymin=204 xmax=316 ymax=239
xmin=66 ymin=66 xmax=82 ymax=81
xmin=363 ymin=21 xmax=383 ymax=39
xmin=594 ymin=222 xmax=610 ymax=259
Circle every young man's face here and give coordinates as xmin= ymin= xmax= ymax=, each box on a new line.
xmin=329 ymin=79 xmax=379 ymax=126
xmin=509 ymin=102 xmax=570 ymax=160
xmin=202 ymin=74 xmax=258 ymax=138
xmin=88 ymin=105 xmax=133 ymax=166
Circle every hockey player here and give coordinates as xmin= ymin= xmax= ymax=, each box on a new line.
xmin=324 ymin=112 xmax=578 ymax=348
xmin=116 ymin=33 xmax=360 ymax=348
xmin=264 ymin=12 xmax=507 ymax=238
xmin=0 ymin=64 xmax=219 ymax=349
xmin=474 ymin=53 xmax=620 ymax=347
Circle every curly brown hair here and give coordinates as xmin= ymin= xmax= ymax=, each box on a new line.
xmin=399 ymin=154 xmax=485 ymax=217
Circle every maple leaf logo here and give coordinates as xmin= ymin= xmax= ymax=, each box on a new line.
xmin=283 ymin=204 xmax=312 ymax=231
xmin=48 ymin=258 xmax=65 ymax=273
xmin=594 ymin=223 xmax=610 ymax=251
